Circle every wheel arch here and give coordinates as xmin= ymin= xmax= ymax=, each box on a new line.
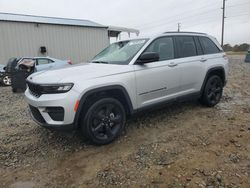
xmin=200 ymin=66 xmax=226 ymax=95
xmin=73 ymin=85 xmax=134 ymax=128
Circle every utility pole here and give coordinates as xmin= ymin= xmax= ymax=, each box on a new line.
xmin=177 ymin=23 xmax=181 ymax=32
xmin=221 ymin=0 xmax=226 ymax=46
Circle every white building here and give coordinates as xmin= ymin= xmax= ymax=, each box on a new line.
xmin=0 ymin=13 xmax=139 ymax=64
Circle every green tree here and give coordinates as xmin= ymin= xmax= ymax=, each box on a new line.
xmin=232 ymin=43 xmax=250 ymax=52
xmin=223 ymin=44 xmax=233 ymax=52
xmin=238 ymin=43 xmax=249 ymax=51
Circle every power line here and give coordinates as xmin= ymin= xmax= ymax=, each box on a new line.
xmin=134 ymin=1 xmax=249 ymax=31
xmin=139 ymin=9 xmax=250 ymax=33
xmin=183 ymin=17 xmax=220 ymax=29
xmin=141 ymin=1 xmax=249 ymax=30
xmin=182 ymin=11 xmax=250 ymax=32
xmin=133 ymin=1 xmax=221 ymax=28
xmin=137 ymin=0 xmax=249 ymax=39
xmin=184 ymin=17 xmax=250 ymax=29
xmin=139 ymin=8 xmax=221 ymax=30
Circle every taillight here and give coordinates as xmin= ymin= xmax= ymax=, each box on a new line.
xmin=223 ymin=54 xmax=228 ymax=60
xmin=68 ymin=60 xmax=72 ymax=65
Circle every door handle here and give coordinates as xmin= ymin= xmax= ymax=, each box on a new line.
xmin=168 ymin=62 xmax=177 ymax=67
xmin=200 ymin=58 xmax=207 ymax=62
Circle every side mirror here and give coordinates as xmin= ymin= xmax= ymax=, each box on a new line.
xmin=137 ymin=52 xmax=159 ymax=64
xmin=3 ymin=66 xmax=6 ymax=71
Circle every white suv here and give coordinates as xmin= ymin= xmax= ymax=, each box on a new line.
xmin=25 ymin=32 xmax=229 ymax=145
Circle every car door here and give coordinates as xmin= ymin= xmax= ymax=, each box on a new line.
xmin=134 ymin=36 xmax=181 ymax=108
xmin=174 ymin=36 xmax=206 ymax=95
xmin=36 ymin=58 xmax=53 ymax=71
xmin=198 ymin=36 xmax=225 ymax=68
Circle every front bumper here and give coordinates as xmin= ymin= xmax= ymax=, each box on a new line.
xmin=25 ymin=88 xmax=80 ymax=130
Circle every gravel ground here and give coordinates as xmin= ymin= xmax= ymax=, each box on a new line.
xmin=0 ymin=55 xmax=249 ymax=188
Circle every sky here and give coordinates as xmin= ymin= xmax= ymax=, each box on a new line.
xmin=0 ymin=0 xmax=249 ymax=45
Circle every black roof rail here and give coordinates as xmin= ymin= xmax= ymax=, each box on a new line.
xmin=163 ymin=31 xmax=207 ymax=35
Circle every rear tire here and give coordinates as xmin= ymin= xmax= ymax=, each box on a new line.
xmin=81 ymin=98 xmax=126 ymax=145
xmin=201 ymin=75 xmax=223 ymax=107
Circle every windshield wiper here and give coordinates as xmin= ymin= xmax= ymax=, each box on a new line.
xmin=92 ymin=61 xmax=109 ymax=64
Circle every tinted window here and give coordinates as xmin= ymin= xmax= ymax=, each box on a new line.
xmin=194 ymin=37 xmax=203 ymax=55
xmin=199 ymin=37 xmax=221 ymax=54
xmin=175 ymin=36 xmax=197 ymax=58
xmin=144 ymin=37 xmax=174 ymax=61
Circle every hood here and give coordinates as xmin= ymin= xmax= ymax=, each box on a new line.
xmin=27 ymin=63 xmax=134 ymax=84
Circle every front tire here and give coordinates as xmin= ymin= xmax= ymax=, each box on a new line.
xmin=201 ymin=75 xmax=223 ymax=107
xmin=81 ymin=98 xmax=126 ymax=145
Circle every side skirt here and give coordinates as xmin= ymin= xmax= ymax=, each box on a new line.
xmin=133 ymin=92 xmax=201 ymax=114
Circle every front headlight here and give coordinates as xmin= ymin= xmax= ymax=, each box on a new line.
xmin=41 ymin=83 xmax=74 ymax=94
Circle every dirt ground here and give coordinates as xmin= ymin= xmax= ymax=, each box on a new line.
xmin=0 ymin=55 xmax=249 ymax=188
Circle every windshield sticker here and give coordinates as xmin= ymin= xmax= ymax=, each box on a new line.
xmin=129 ymin=40 xmax=146 ymax=46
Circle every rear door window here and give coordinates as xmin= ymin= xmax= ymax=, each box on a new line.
xmin=199 ymin=36 xmax=221 ymax=54
xmin=37 ymin=59 xmax=50 ymax=65
xmin=194 ymin=37 xmax=203 ymax=55
xmin=175 ymin=36 xmax=197 ymax=58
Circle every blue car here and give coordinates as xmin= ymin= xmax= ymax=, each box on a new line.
xmin=1 ymin=57 xmax=72 ymax=86
xmin=245 ymin=49 xmax=250 ymax=63
xmin=17 ymin=57 xmax=72 ymax=72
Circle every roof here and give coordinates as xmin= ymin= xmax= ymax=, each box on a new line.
xmin=163 ymin=31 xmax=207 ymax=35
xmin=108 ymin=26 xmax=140 ymax=37
xmin=0 ymin=12 xmax=107 ymax=28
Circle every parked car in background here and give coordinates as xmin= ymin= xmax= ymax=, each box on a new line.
xmin=25 ymin=32 xmax=229 ymax=145
xmin=0 ymin=64 xmax=11 ymax=86
xmin=17 ymin=57 xmax=72 ymax=72
xmin=1 ymin=57 xmax=72 ymax=87
xmin=245 ymin=49 xmax=250 ymax=63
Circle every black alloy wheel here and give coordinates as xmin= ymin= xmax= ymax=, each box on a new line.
xmin=202 ymin=75 xmax=223 ymax=107
xmin=82 ymin=98 xmax=126 ymax=145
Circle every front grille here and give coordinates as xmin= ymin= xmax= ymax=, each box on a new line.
xmin=27 ymin=81 xmax=43 ymax=97
xmin=29 ymin=105 xmax=46 ymax=124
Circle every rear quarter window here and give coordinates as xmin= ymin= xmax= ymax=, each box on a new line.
xmin=199 ymin=36 xmax=221 ymax=54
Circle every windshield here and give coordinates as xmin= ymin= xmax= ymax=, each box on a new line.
xmin=92 ymin=39 xmax=148 ymax=65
